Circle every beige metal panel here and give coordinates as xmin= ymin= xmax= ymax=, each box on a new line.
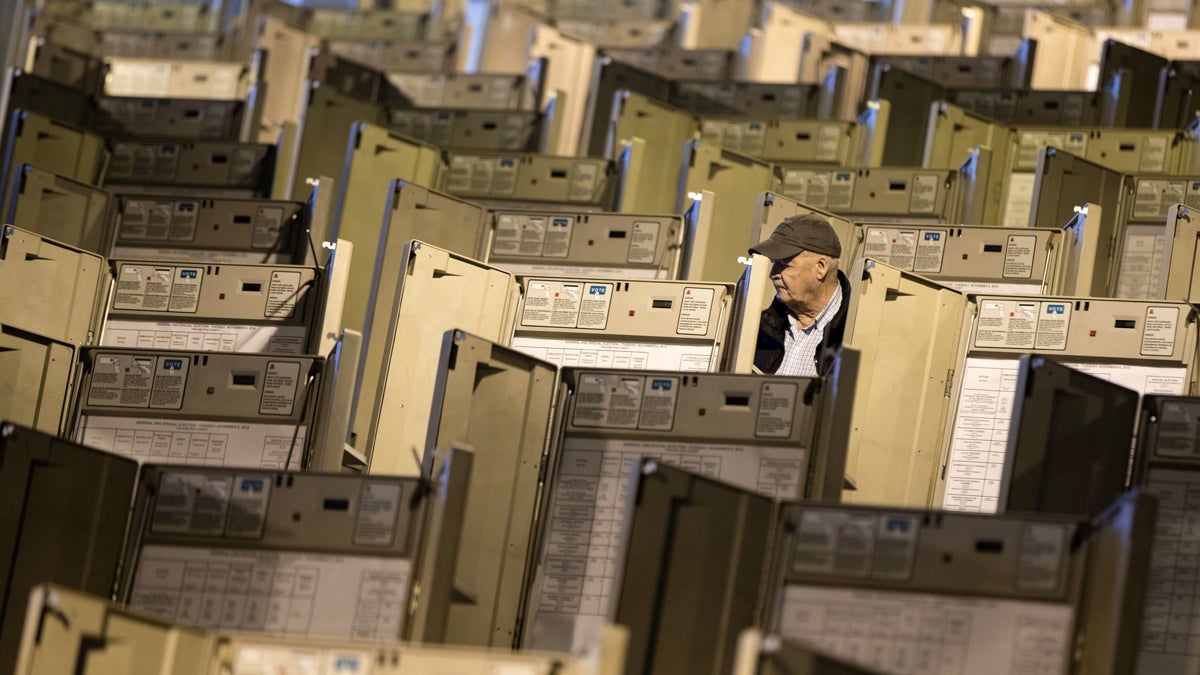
xmin=349 ymin=185 xmax=487 ymax=458
xmin=79 ymin=2 xmax=216 ymax=32
xmin=1115 ymin=177 xmax=1200 ymax=299
xmin=1023 ymin=9 xmax=1094 ymax=90
xmin=740 ymin=2 xmax=832 ymax=84
xmin=385 ymin=72 xmax=532 ymax=110
xmin=6 ymin=165 xmax=114 ymax=256
xmin=104 ymin=140 xmax=274 ymax=199
xmin=680 ymin=140 xmax=778 ymax=283
xmin=841 ymin=259 xmax=966 ymax=507
xmin=1162 ymin=203 xmax=1200 ymax=302
xmin=102 ymin=58 xmax=252 ymax=100
xmin=384 ymin=108 xmax=542 ymax=152
xmin=332 ymin=122 xmax=444 ymax=336
xmin=92 ymin=97 xmax=246 ymax=142
xmin=0 ymin=226 xmax=107 ymax=349
xmin=778 ymin=166 xmax=961 ymax=224
xmin=764 ymin=494 xmax=1154 ymax=675
xmin=608 ymin=91 xmax=696 ymax=215
xmin=15 ymin=586 xmax=211 ymax=675
xmin=426 ymin=331 xmax=555 ymax=647
xmin=73 ymin=349 xmax=326 ymax=470
xmin=511 ymin=277 xmax=733 ymax=372
xmin=1056 ymin=204 xmax=1114 ymax=298
xmin=286 ymin=83 xmax=382 ymax=200
xmin=110 ymin=194 xmax=309 ymax=264
xmin=0 ymin=111 xmax=108 ymax=218
xmin=305 ymin=9 xmax=429 ymax=40
xmin=851 ymin=223 xmax=1063 ymax=296
xmin=97 ymin=30 xmax=224 ymax=60
xmin=556 ymin=19 xmax=675 ymax=49
xmin=486 ymin=210 xmax=683 ymax=280
xmin=0 ymin=329 xmax=76 ymax=434
xmin=253 ymin=16 xmax=318 ymax=144
xmin=358 ymin=243 xmax=519 ymax=476
xmin=924 ymin=101 xmax=1013 ymax=171
xmin=325 ymin=38 xmax=456 ymax=72
xmin=442 ymin=151 xmax=615 ymax=207
xmin=699 ymin=118 xmax=860 ymax=164
xmin=102 ymin=260 xmax=321 ymax=354
xmin=530 ymin=25 xmax=595 ymax=156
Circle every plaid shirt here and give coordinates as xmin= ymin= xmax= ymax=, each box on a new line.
xmin=775 ymin=285 xmax=843 ymax=377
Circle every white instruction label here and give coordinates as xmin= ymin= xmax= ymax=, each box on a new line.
xmin=1003 ymin=235 xmax=1036 ymax=279
xmin=828 ymin=171 xmax=855 ymax=210
xmin=973 ymin=300 xmax=1070 ymax=351
xmin=86 ymin=353 xmax=189 ymax=409
xmin=790 ymin=509 xmax=878 ymax=577
xmin=260 ymin=361 xmax=301 ymax=416
xmin=815 ymin=124 xmax=843 ymax=161
xmin=113 ymin=264 xmax=203 ymax=313
xmin=511 ymin=337 xmax=714 ymax=372
xmin=78 ymin=416 xmax=306 ymax=469
xmin=265 ymin=271 xmax=302 ymax=318
xmin=354 ymin=482 xmax=402 ymax=547
xmin=1116 ymin=225 xmax=1166 ymax=300
xmin=627 ymin=221 xmax=660 ymax=264
xmin=571 ymin=373 xmax=643 ymax=429
xmin=521 ymin=281 xmax=612 ymax=330
xmin=568 ymin=162 xmax=599 ymax=202
xmin=544 ymin=216 xmax=574 ymax=258
xmin=757 ymin=381 xmax=797 ymax=438
xmin=1017 ymin=523 xmax=1068 ymax=592
xmin=639 ymin=376 xmax=680 ymax=431
xmin=1142 ymin=306 xmax=1180 ymax=356
xmin=1132 ymin=179 xmax=1185 ymax=220
xmin=252 ymin=207 xmax=285 ymax=248
xmin=226 ymin=475 xmax=272 ymax=539
xmin=232 ymin=647 xmax=374 ymax=675
xmin=151 ymin=472 xmax=234 ymax=536
xmin=129 ymin=545 xmax=410 ymax=641
xmin=1002 ymin=173 xmax=1036 ymax=228
xmin=677 ymin=287 xmax=714 ymax=335
xmin=909 ymin=174 xmax=939 ymax=214
xmin=914 ymin=230 xmax=946 ymax=273
xmin=1140 ymin=136 xmax=1169 ymax=172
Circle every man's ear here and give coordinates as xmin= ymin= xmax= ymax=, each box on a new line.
xmin=814 ymin=255 xmax=831 ymax=281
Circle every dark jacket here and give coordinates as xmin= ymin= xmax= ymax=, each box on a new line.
xmin=754 ymin=269 xmax=852 ymax=376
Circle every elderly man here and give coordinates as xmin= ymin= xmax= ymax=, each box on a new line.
xmin=750 ymin=213 xmax=851 ymax=377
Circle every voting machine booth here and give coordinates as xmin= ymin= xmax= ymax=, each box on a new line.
xmin=71 ymin=349 xmax=328 ymax=470
xmin=355 ymin=241 xmax=735 ymax=475
xmin=0 ymin=424 xmax=138 ymax=672
xmin=763 ymin=493 xmax=1156 ymax=675
xmin=117 ymin=452 xmax=471 ymax=644
xmin=12 ymin=585 xmax=626 ymax=675
xmin=4 ymin=164 xmax=114 ymax=255
xmin=522 ymin=355 xmax=858 ymax=654
xmin=0 ymin=226 xmax=109 ymax=434
xmin=936 ymin=296 xmax=1197 ymax=514
xmin=1134 ymin=395 xmax=1200 ymax=674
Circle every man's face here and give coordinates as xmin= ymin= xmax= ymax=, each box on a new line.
xmin=769 ymin=251 xmax=826 ymax=313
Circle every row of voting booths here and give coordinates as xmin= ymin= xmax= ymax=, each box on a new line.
xmin=4 ymin=0 xmax=1200 ymax=673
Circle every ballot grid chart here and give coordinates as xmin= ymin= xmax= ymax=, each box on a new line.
xmin=532 ymin=436 xmax=805 ymax=638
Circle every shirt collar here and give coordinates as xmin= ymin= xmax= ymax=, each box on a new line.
xmin=788 ymin=284 xmax=842 ymax=336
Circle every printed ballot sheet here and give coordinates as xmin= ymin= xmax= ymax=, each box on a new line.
xmin=130 ymin=544 xmax=410 ymax=641
xmin=532 ymin=437 xmax=805 ymax=645
xmin=779 ymin=586 xmax=1073 ymax=675
xmin=78 ymin=416 xmax=306 ymax=469
xmin=511 ymin=336 xmax=715 ymax=371
xmin=942 ymin=357 xmax=1186 ymax=513
xmin=103 ymin=320 xmax=308 ymax=354
xmin=1116 ymin=226 xmax=1166 ymax=300
xmin=1139 ymin=467 xmax=1200 ymax=674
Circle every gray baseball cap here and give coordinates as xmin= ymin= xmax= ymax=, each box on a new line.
xmin=749 ymin=213 xmax=842 ymax=260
